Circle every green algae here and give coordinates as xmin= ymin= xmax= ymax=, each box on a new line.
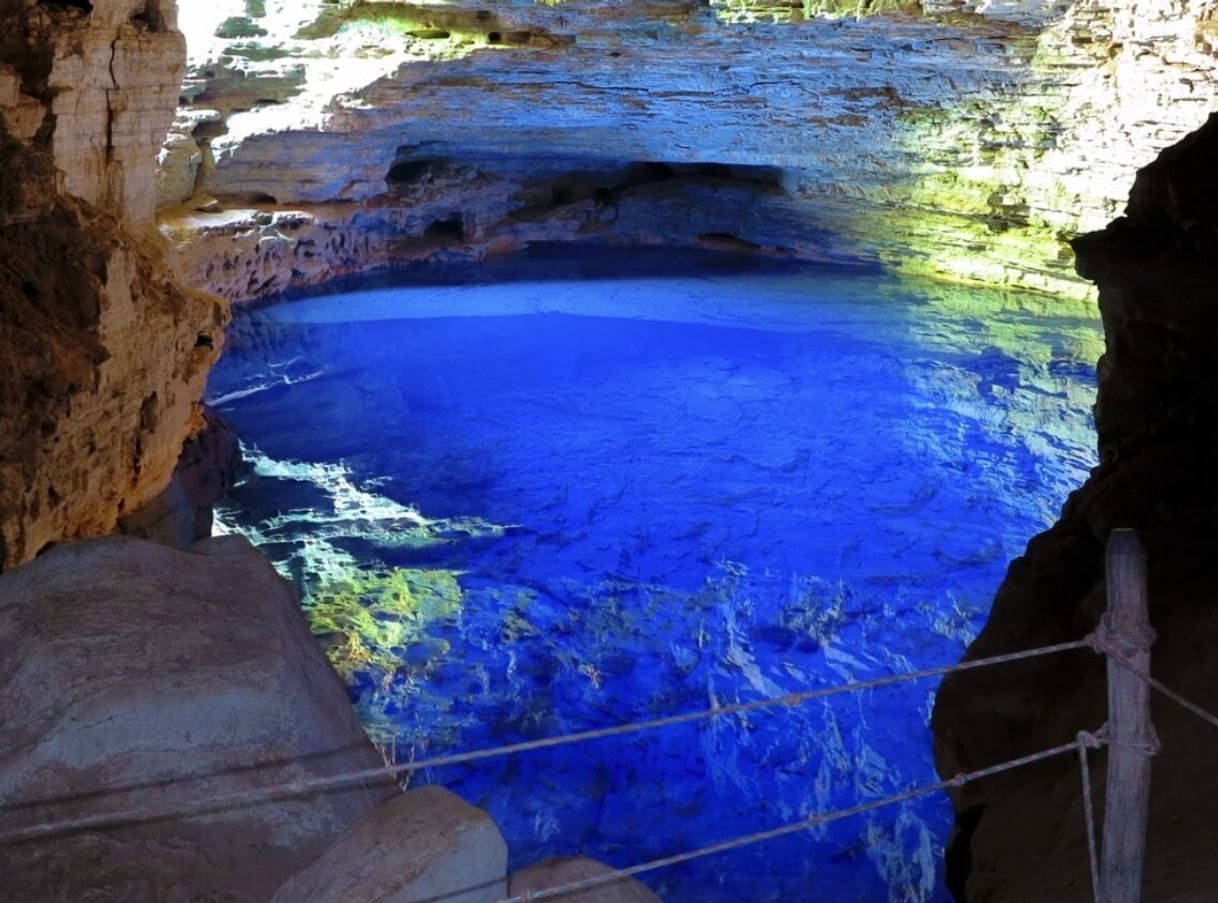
xmin=308 ymin=566 xmax=463 ymax=676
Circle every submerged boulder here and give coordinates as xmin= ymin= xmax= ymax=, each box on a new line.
xmin=0 ymin=534 xmax=398 ymax=901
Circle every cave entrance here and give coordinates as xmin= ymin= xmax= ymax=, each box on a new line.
xmin=206 ymin=250 xmax=1101 ymax=901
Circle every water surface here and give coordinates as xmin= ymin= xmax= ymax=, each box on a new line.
xmin=208 ymin=263 xmax=1101 ymax=902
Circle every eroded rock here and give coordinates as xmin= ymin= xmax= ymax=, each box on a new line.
xmin=162 ymin=0 xmax=1218 ymax=302
xmin=0 ymin=129 xmax=227 ymax=570
xmin=2 ymin=0 xmax=187 ymax=223
xmin=118 ymin=406 xmax=244 ymax=548
xmin=0 ymin=0 xmax=229 ymax=570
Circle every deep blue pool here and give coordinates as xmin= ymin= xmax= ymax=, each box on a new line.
xmin=207 ymin=261 xmax=1101 ymax=902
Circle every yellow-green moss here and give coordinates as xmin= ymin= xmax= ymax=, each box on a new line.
xmin=308 ymin=566 xmax=463 ymax=676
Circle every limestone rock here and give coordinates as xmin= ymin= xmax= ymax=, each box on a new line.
xmin=0 ymin=534 xmax=399 ymax=902
xmin=0 ymin=0 xmax=231 ymax=570
xmin=118 ymin=406 xmax=244 ymax=548
xmin=510 ymin=857 xmax=663 ymax=903
xmin=3 ymin=0 xmax=186 ymax=223
xmin=159 ymin=165 xmax=842 ymax=304
xmin=0 ymin=130 xmax=228 ymax=570
xmin=271 ymin=785 xmax=508 ymax=903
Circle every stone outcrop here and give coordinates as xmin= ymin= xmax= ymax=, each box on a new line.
xmin=0 ymin=0 xmax=228 ymax=570
xmin=161 ymin=166 xmax=847 ymax=304
xmin=2 ymin=0 xmax=186 ymax=223
xmin=0 ymin=534 xmax=400 ymax=901
xmin=932 ymin=112 xmax=1218 ymax=901
xmin=271 ymin=785 xmax=509 ymax=903
xmin=0 ymin=130 xmax=227 ymax=570
xmin=117 ymin=406 xmax=244 ymax=548
xmin=510 ymin=857 xmax=663 ymax=903
xmin=160 ymin=0 xmax=1218 ymax=303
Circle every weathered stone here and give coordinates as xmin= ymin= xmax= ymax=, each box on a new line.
xmin=0 ymin=534 xmax=399 ymax=902
xmin=510 ymin=857 xmax=663 ymax=903
xmin=271 ymin=785 xmax=508 ymax=903
xmin=0 ymin=0 xmax=229 ymax=570
xmin=0 ymin=129 xmax=228 ymax=571
xmin=118 ymin=406 xmax=244 ymax=548
xmin=2 ymin=0 xmax=186 ymax=223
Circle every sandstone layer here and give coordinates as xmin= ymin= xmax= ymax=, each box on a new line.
xmin=932 ymin=112 xmax=1218 ymax=901
xmin=0 ymin=0 xmax=228 ymax=570
xmin=161 ymin=0 xmax=1218 ymax=303
xmin=0 ymin=534 xmax=399 ymax=901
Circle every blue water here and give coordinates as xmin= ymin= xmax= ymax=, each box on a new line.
xmin=208 ymin=263 xmax=1101 ymax=902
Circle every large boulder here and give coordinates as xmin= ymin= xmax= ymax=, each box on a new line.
xmin=271 ymin=785 xmax=508 ymax=903
xmin=0 ymin=535 xmax=398 ymax=902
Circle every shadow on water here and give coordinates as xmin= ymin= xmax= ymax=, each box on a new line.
xmin=208 ymin=252 xmax=1101 ymax=902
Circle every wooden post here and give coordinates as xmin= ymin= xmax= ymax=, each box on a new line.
xmin=1100 ymin=529 xmax=1155 ymax=903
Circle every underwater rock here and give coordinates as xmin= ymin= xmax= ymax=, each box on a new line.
xmin=509 ymin=856 xmax=663 ymax=903
xmin=271 ymin=785 xmax=508 ymax=903
xmin=0 ymin=535 xmax=397 ymax=901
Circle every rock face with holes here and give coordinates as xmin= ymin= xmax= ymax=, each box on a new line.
xmin=0 ymin=534 xmax=401 ymax=902
xmin=159 ymin=0 xmax=1218 ymax=303
xmin=0 ymin=0 xmax=228 ymax=570
xmin=932 ymin=113 xmax=1218 ymax=901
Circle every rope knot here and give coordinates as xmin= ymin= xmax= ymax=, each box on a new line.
xmin=1076 ymin=728 xmax=1104 ymax=751
xmin=947 ymin=773 xmax=968 ymax=790
xmin=1086 ymin=613 xmax=1156 ymax=659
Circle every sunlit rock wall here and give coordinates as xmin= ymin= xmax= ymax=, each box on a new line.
xmin=160 ymin=0 xmax=1218 ymax=302
xmin=0 ymin=0 xmax=226 ymax=570
xmin=1 ymin=0 xmax=186 ymax=221
xmin=933 ymin=113 xmax=1218 ymax=901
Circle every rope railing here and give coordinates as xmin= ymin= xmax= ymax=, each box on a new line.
xmin=8 ymin=529 xmax=1218 ymax=903
xmin=500 ymin=732 xmax=1103 ymax=903
xmin=0 ymin=636 xmax=1091 ymax=847
xmin=500 ymin=631 xmax=1213 ymax=903
xmin=1077 ymin=729 xmax=1104 ymax=903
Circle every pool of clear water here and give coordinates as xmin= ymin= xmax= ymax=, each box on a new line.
xmin=207 ymin=260 xmax=1101 ymax=902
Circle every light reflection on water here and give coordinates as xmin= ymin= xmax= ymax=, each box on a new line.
xmin=208 ymin=264 xmax=1100 ymax=902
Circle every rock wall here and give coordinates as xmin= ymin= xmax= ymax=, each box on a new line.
xmin=1 ymin=0 xmax=185 ymax=222
xmin=0 ymin=0 xmax=227 ymax=570
xmin=159 ymin=0 xmax=1218 ymax=303
xmin=932 ymin=113 xmax=1218 ymax=901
